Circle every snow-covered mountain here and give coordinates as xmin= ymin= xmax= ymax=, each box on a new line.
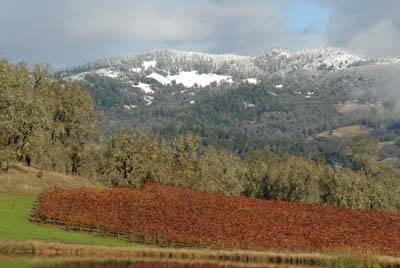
xmin=56 ymin=48 xmax=400 ymax=111
xmin=55 ymin=48 xmax=400 ymax=154
xmin=60 ymin=47 xmax=369 ymax=80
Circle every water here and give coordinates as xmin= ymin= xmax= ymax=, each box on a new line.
xmin=0 ymin=259 xmax=295 ymax=268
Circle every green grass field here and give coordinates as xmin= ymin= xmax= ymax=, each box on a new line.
xmin=0 ymin=260 xmax=34 ymax=268
xmin=0 ymin=193 xmax=133 ymax=247
xmin=0 ymin=259 xmax=59 ymax=268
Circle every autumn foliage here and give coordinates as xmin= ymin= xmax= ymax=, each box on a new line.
xmin=35 ymin=183 xmax=400 ymax=256
xmin=37 ymin=260 xmax=272 ymax=268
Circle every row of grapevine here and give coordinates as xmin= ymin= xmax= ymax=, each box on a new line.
xmin=41 ymin=260 xmax=270 ymax=268
xmin=34 ymin=183 xmax=400 ymax=256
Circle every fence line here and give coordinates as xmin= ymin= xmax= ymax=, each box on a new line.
xmin=30 ymin=199 xmax=212 ymax=249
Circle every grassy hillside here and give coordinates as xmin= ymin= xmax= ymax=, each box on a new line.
xmin=0 ymin=194 xmax=133 ymax=246
xmin=0 ymin=164 xmax=135 ymax=247
xmin=0 ymin=164 xmax=102 ymax=194
xmin=311 ymin=125 xmax=373 ymax=139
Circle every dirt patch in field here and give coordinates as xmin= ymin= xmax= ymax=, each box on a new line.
xmin=311 ymin=125 xmax=373 ymax=140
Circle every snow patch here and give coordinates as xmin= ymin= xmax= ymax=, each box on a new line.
xmin=130 ymin=67 xmax=142 ymax=73
xmin=190 ymin=100 xmax=195 ymax=105
xmin=243 ymin=101 xmax=255 ymax=108
xmin=168 ymin=71 xmax=233 ymax=87
xmin=142 ymin=60 xmax=156 ymax=70
xmin=147 ymin=71 xmax=233 ymax=88
xmin=275 ymin=84 xmax=283 ymax=89
xmin=144 ymin=95 xmax=154 ymax=105
xmin=147 ymin=72 xmax=170 ymax=85
xmin=124 ymin=104 xmax=137 ymax=110
xmin=243 ymin=78 xmax=257 ymax=84
xmin=131 ymin=82 xmax=154 ymax=94
xmin=94 ymin=68 xmax=121 ymax=78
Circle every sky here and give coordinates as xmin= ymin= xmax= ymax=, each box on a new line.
xmin=1 ymin=0 xmax=400 ymax=67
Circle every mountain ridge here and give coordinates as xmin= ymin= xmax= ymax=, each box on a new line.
xmin=57 ymin=47 xmax=375 ymax=77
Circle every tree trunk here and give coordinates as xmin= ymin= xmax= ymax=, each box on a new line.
xmin=71 ymin=153 xmax=80 ymax=175
xmin=123 ymin=161 xmax=128 ymax=179
xmin=25 ymin=155 xmax=31 ymax=166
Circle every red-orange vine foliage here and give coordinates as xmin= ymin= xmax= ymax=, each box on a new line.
xmin=35 ymin=183 xmax=400 ymax=256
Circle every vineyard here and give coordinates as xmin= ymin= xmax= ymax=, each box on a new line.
xmin=34 ymin=183 xmax=400 ymax=256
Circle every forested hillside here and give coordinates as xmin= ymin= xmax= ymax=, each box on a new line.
xmin=57 ymin=49 xmax=400 ymax=156
xmin=1 ymin=57 xmax=400 ymax=210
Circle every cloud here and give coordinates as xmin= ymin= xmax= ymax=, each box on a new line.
xmin=323 ymin=0 xmax=400 ymax=57
xmin=0 ymin=0 xmax=326 ymax=66
xmin=4 ymin=0 xmax=400 ymax=65
xmin=60 ymin=0 xmax=326 ymax=54
xmin=0 ymin=0 xmax=400 ymax=66
xmin=5 ymin=0 xmax=400 ymax=65
xmin=63 ymin=1 xmax=209 ymax=42
xmin=347 ymin=18 xmax=400 ymax=57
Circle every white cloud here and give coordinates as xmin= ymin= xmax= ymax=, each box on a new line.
xmin=63 ymin=1 xmax=209 ymax=42
xmin=3 ymin=0 xmax=400 ymax=65
xmin=0 ymin=0 xmax=327 ymax=65
xmin=323 ymin=0 xmax=400 ymax=57
xmin=347 ymin=18 xmax=400 ymax=57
